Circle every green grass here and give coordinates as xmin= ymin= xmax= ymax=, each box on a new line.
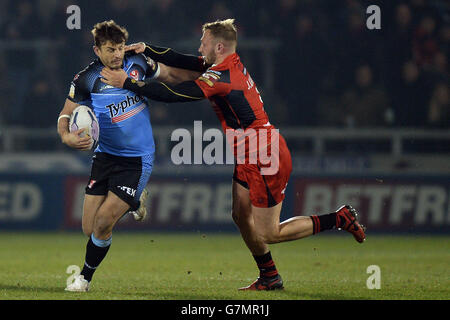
xmin=0 ymin=232 xmax=448 ymax=300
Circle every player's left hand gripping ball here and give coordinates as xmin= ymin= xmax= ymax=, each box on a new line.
xmin=100 ymin=68 xmax=128 ymax=88
xmin=69 ymin=105 xmax=100 ymax=151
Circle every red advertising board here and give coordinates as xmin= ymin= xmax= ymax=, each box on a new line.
xmin=294 ymin=177 xmax=450 ymax=231
xmin=64 ymin=175 xmax=450 ymax=232
xmin=63 ymin=175 xmax=234 ymax=230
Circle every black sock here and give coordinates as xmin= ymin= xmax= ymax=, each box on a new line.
xmin=80 ymin=234 xmax=111 ymax=282
xmin=310 ymin=212 xmax=337 ymax=234
xmin=253 ymin=251 xmax=279 ymax=279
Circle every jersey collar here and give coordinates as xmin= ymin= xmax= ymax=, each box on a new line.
xmin=211 ymin=52 xmax=239 ymax=69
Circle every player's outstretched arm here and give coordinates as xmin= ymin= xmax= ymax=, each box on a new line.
xmin=126 ymin=42 xmax=209 ymax=72
xmin=125 ymin=79 xmax=205 ymax=103
xmin=57 ymin=99 xmax=93 ymax=150
xmin=100 ymin=68 xmax=205 ymax=103
xmin=156 ymin=63 xmax=202 ymax=85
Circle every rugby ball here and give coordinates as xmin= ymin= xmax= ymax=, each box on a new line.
xmin=69 ymin=105 xmax=99 ymax=150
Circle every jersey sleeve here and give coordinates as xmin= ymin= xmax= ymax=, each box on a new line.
xmin=67 ymin=72 xmax=91 ymax=104
xmin=194 ymin=70 xmax=231 ymax=98
xmin=128 ymin=52 xmax=159 ymax=79
xmin=144 ymin=43 xmax=209 ymax=72
xmin=123 ymin=78 xmax=205 ymax=103
xmin=144 ymin=56 xmax=160 ymax=79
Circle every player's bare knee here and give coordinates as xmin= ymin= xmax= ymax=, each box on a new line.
xmin=93 ymin=212 xmax=114 ymax=236
xmin=260 ymin=230 xmax=281 ymax=244
xmin=93 ymin=223 xmax=112 ymax=239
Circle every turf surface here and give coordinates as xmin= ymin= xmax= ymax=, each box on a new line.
xmin=0 ymin=232 xmax=448 ymax=300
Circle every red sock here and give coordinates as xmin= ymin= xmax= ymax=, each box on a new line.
xmin=253 ymin=251 xmax=279 ymax=279
xmin=310 ymin=213 xmax=338 ymax=234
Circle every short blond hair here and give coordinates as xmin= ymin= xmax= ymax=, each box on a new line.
xmin=202 ymin=19 xmax=237 ymax=45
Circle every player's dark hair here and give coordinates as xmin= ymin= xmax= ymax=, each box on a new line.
xmin=91 ymin=20 xmax=129 ymax=47
xmin=202 ymin=19 xmax=237 ymax=44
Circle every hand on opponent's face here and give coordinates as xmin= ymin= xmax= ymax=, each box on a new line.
xmin=125 ymin=42 xmax=145 ymax=54
xmin=100 ymin=68 xmax=129 ymax=88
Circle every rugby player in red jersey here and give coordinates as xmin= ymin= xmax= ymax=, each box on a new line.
xmin=101 ymin=19 xmax=366 ymax=291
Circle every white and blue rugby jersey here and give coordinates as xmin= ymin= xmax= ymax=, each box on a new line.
xmin=67 ymin=52 xmax=158 ymax=157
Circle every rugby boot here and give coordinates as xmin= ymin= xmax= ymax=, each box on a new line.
xmin=132 ymin=188 xmax=149 ymax=221
xmin=335 ymin=205 xmax=366 ymax=243
xmin=238 ymin=274 xmax=284 ymax=291
xmin=65 ymin=274 xmax=90 ymax=292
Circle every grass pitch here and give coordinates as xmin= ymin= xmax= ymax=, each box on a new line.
xmin=0 ymin=232 xmax=448 ymax=300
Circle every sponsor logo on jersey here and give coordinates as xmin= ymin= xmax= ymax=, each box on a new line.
xmin=203 ymin=71 xmax=221 ymax=79
xmin=106 ymin=95 xmax=145 ymax=123
xmin=207 ymin=69 xmax=222 ymax=76
xmin=206 ymin=73 xmax=220 ymax=80
xmin=199 ymin=71 xmax=221 ymax=87
xmin=130 ymin=69 xmax=139 ymax=80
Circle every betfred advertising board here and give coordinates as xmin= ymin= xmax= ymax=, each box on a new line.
xmin=63 ymin=175 xmax=235 ymax=231
xmin=294 ymin=177 xmax=450 ymax=232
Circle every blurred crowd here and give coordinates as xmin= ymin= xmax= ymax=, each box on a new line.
xmin=0 ymin=0 xmax=448 ymax=130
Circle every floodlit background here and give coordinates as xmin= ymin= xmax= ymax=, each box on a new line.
xmin=0 ymin=0 xmax=449 ymax=233
xmin=0 ymin=0 xmax=449 ymax=302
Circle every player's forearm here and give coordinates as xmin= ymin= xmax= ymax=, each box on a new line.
xmin=157 ymin=63 xmax=202 ymax=86
xmin=144 ymin=43 xmax=208 ymax=72
xmin=123 ymin=78 xmax=204 ymax=103
xmin=57 ymin=99 xmax=78 ymax=143
xmin=57 ymin=114 xmax=70 ymax=143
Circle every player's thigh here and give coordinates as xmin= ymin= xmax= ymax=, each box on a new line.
xmin=252 ymin=201 xmax=284 ymax=243
xmin=231 ymin=179 xmax=252 ymax=224
xmin=82 ymin=194 xmax=106 ymax=236
xmin=83 ymin=152 xmax=112 ymax=235
xmin=94 ymin=191 xmax=131 ymax=228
